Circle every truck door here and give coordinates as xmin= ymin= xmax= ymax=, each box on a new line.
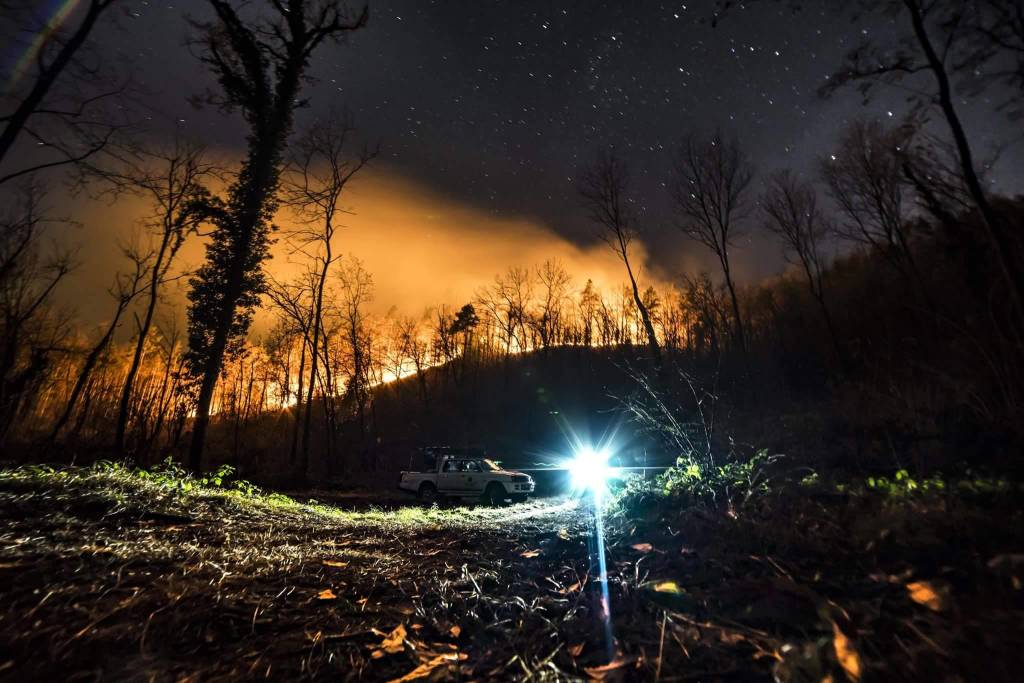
xmin=438 ymin=458 xmax=460 ymax=493
xmin=462 ymin=460 xmax=483 ymax=493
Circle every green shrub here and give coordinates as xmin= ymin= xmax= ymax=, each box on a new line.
xmin=615 ymin=448 xmax=779 ymax=511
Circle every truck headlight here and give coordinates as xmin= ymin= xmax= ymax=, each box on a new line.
xmin=567 ymin=445 xmax=613 ymax=494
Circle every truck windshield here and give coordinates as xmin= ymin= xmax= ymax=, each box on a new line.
xmin=481 ymin=459 xmax=502 ymax=471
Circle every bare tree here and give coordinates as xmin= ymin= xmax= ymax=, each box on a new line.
xmin=821 ymin=119 xmax=939 ymax=315
xmin=533 ymin=259 xmax=571 ymax=348
xmin=431 ymin=304 xmax=457 ymax=370
xmin=669 ymin=131 xmax=753 ymax=354
xmin=900 ymin=131 xmax=979 ymax=227
xmin=138 ymin=320 xmax=186 ymax=458
xmin=579 ymin=151 xmax=661 ymax=360
xmin=0 ymin=182 xmax=73 ymax=443
xmin=265 ymin=274 xmax=315 ymax=465
xmin=477 ymin=267 xmax=533 ymax=356
xmin=500 ymin=266 xmax=533 ymax=353
xmin=185 ymin=0 xmax=368 ymax=472
xmin=955 ymin=0 xmax=1024 ymax=117
xmin=283 ymin=113 xmax=375 ymax=478
xmin=0 ymin=0 xmax=132 ymax=186
xmin=380 ymin=311 xmax=409 ymax=385
xmin=686 ymin=273 xmax=733 ymax=358
xmin=51 ymin=241 xmax=152 ymax=439
xmin=110 ymin=141 xmax=216 ymax=453
xmin=822 ymin=0 xmax=1024 ymax=317
xmin=821 ymin=122 xmax=914 ymax=260
xmin=337 ymin=255 xmax=373 ymax=444
xmin=760 ymin=170 xmax=844 ymax=363
xmin=398 ymin=315 xmax=430 ymax=406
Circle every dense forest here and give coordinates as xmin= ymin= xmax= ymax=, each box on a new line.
xmin=3 ymin=121 xmax=1022 ymax=484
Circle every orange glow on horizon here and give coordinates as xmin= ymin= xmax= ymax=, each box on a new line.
xmin=58 ymin=167 xmax=671 ymax=332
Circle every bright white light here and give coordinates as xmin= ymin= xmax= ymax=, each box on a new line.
xmin=568 ymin=445 xmax=613 ymax=494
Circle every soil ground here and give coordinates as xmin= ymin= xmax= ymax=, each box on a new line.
xmin=0 ymin=470 xmax=624 ymax=681
xmin=1 ymin=467 xmax=1022 ymax=681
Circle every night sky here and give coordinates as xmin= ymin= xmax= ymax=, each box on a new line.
xmin=9 ymin=1 xmax=1024 ymax=303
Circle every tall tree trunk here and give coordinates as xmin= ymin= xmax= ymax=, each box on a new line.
xmin=905 ymin=0 xmax=1024 ymax=318
xmin=720 ymin=255 xmax=747 ymax=355
xmin=189 ymin=322 xmax=228 ymax=472
xmin=115 ymin=232 xmax=171 ymax=453
xmin=623 ymin=255 xmax=660 ymax=362
xmin=189 ymin=137 xmax=281 ymax=472
xmin=289 ymin=335 xmax=307 ymax=463
xmin=301 ymin=247 xmax=330 ymax=480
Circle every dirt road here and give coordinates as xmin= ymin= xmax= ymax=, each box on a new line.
xmin=0 ymin=472 xmax=637 ymax=681
xmin=7 ymin=467 xmax=1016 ymax=681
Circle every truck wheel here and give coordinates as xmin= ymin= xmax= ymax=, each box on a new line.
xmin=483 ymin=483 xmax=506 ymax=507
xmin=419 ymin=483 xmax=438 ymax=505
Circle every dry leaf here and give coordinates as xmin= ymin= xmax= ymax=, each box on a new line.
xmin=906 ymin=580 xmax=949 ymax=612
xmin=322 ymin=560 xmax=349 ymax=568
xmin=449 ymin=625 xmax=461 ymax=638
xmin=317 ymin=588 xmax=337 ymax=600
xmin=371 ymin=624 xmax=407 ymax=658
xmin=568 ymin=643 xmax=584 ymax=657
xmin=560 ymin=581 xmax=582 ymax=594
xmin=387 ymin=652 xmax=467 ymax=683
xmin=520 ymin=549 xmax=541 ymax=558
xmin=557 ymin=528 xmax=571 ymax=540
xmin=831 ymin=622 xmax=861 ymax=681
xmin=631 ymin=543 xmax=653 ymax=553
xmin=653 ymin=581 xmax=681 ymax=593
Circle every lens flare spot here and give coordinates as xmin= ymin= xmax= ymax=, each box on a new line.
xmin=568 ymin=445 xmax=613 ymax=493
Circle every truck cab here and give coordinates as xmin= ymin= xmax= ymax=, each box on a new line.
xmin=398 ymin=448 xmax=535 ymax=505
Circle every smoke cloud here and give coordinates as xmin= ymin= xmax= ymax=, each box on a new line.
xmin=54 ymin=168 xmax=669 ymax=332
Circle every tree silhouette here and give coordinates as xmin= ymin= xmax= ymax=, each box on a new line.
xmin=0 ymin=0 xmax=127 ymax=186
xmin=669 ymin=131 xmax=753 ymax=355
xmin=265 ymin=273 xmax=315 ymax=465
xmin=283 ymin=113 xmax=375 ymax=479
xmin=822 ymin=0 xmax=1024 ymax=320
xmin=107 ymin=141 xmax=217 ymax=454
xmin=0 ymin=182 xmax=73 ymax=444
xmin=953 ymin=0 xmax=1024 ymax=118
xmin=579 ymin=151 xmax=661 ymax=361
xmin=760 ymin=169 xmax=845 ymax=365
xmin=337 ymin=255 xmax=373 ymax=446
xmin=51 ymin=242 xmax=152 ymax=440
xmin=184 ymin=0 xmax=368 ymax=472
xmin=534 ymin=259 xmax=571 ymax=349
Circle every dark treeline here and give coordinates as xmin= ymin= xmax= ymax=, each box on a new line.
xmin=0 ymin=0 xmax=1022 ymax=484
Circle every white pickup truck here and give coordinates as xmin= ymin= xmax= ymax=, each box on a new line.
xmin=398 ymin=452 xmax=535 ymax=505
